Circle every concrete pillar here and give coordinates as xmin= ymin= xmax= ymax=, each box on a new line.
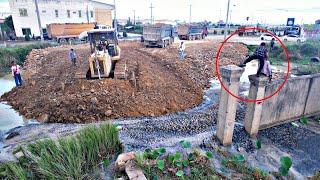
xmin=217 ymin=65 xmax=244 ymax=146
xmin=244 ymin=75 xmax=268 ymax=137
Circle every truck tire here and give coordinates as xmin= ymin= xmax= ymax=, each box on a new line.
xmin=69 ymin=38 xmax=75 ymax=45
xmin=59 ymin=38 xmax=67 ymax=44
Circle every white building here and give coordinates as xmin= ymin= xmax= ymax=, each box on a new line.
xmin=9 ymin=0 xmax=114 ymax=37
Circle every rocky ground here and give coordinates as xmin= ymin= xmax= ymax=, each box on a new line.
xmin=2 ymin=87 xmax=319 ymax=178
xmin=1 ymin=40 xmax=247 ymax=123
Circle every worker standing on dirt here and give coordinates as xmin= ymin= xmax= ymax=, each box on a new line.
xmin=179 ymin=41 xmax=186 ymax=60
xmin=69 ymin=49 xmax=77 ymax=66
xmin=11 ymin=61 xmax=23 ymax=87
xmin=239 ymin=42 xmax=268 ymax=76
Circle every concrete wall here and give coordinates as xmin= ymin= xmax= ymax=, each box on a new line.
xmin=304 ymin=74 xmax=320 ymax=116
xmin=9 ymin=0 xmax=114 ymax=37
xmin=258 ymin=74 xmax=320 ymax=129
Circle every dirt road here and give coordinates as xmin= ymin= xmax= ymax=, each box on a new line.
xmin=1 ymin=40 xmax=247 ymax=123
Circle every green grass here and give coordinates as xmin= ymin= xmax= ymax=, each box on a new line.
xmin=0 ymin=123 xmax=122 ymax=179
xmin=0 ymin=43 xmax=53 ymax=76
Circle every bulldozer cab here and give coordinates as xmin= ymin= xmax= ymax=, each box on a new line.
xmin=75 ymin=29 xmax=123 ymax=79
xmin=88 ymin=29 xmax=119 ymax=57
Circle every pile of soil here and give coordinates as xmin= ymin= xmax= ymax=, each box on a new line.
xmin=1 ymin=41 xmax=247 ymax=123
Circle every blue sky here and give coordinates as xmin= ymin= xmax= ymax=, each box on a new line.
xmin=1 ymin=0 xmax=319 ymax=24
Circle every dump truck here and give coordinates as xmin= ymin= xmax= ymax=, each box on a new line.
xmin=143 ymin=23 xmax=174 ymax=48
xmin=47 ymin=23 xmax=95 ymax=43
xmin=177 ymin=24 xmax=205 ymax=40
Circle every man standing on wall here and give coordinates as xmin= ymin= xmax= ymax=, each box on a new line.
xmin=239 ymin=42 xmax=268 ymax=76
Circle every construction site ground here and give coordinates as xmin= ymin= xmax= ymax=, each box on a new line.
xmin=1 ymin=40 xmax=319 ymax=178
xmin=1 ymin=40 xmax=247 ymax=123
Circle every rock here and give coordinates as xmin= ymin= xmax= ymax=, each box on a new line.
xmin=90 ymin=89 xmax=95 ymax=93
xmin=115 ymin=152 xmax=135 ymax=171
xmin=310 ymin=57 xmax=320 ymax=63
xmin=125 ymin=160 xmax=147 ymax=180
xmin=61 ymin=83 xmax=65 ymax=91
xmin=14 ymin=151 xmax=24 ymax=159
xmin=6 ymin=131 xmax=20 ymax=140
xmin=91 ymin=97 xmax=98 ymax=104
xmin=105 ymin=110 xmax=112 ymax=116
xmin=38 ymin=113 xmax=49 ymax=122
xmin=31 ymin=80 xmax=36 ymax=86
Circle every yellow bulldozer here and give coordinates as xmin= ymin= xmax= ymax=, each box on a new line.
xmin=76 ymin=28 xmax=128 ymax=79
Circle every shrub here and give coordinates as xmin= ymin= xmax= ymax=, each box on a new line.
xmin=300 ymin=43 xmax=318 ymax=57
xmin=0 ymin=43 xmax=52 ymax=75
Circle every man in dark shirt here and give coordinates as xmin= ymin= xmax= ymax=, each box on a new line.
xmin=270 ymin=38 xmax=275 ymax=51
xmin=239 ymin=42 xmax=268 ymax=76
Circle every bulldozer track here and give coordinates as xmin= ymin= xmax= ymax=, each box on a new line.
xmin=114 ymin=59 xmax=128 ymax=79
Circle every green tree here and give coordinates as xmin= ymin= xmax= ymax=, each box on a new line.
xmin=1 ymin=15 xmax=15 ymax=33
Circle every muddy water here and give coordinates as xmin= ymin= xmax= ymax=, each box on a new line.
xmin=0 ymin=78 xmax=28 ymax=132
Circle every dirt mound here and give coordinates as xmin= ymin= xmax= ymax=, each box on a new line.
xmin=1 ymin=41 xmax=247 ymax=123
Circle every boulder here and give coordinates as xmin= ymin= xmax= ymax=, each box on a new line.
xmin=115 ymin=152 xmax=135 ymax=171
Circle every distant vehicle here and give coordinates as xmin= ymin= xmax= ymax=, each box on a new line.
xmin=47 ymin=23 xmax=95 ymax=43
xmin=177 ymin=24 xmax=206 ymax=40
xmin=260 ymin=33 xmax=274 ymax=41
xmin=238 ymin=26 xmax=256 ymax=36
xmin=79 ymin=25 xmax=111 ymax=41
xmin=143 ymin=23 xmax=174 ymax=48
xmin=282 ymin=34 xmax=306 ymax=43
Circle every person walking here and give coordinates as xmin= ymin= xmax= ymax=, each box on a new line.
xmin=178 ymin=41 xmax=185 ymax=60
xmin=69 ymin=49 xmax=77 ymax=66
xmin=239 ymin=42 xmax=268 ymax=76
xmin=11 ymin=61 xmax=23 ymax=87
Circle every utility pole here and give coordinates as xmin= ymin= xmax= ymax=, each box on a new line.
xmin=133 ymin=10 xmax=136 ymax=25
xmin=150 ymin=3 xmax=154 ymax=24
xmin=86 ymin=1 xmax=89 ymax=23
xmin=224 ymin=0 xmax=231 ymax=40
xmin=113 ymin=0 xmax=117 ymax=33
xmin=189 ymin=4 xmax=192 ymax=24
xmin=34 ymin=0 xmax=44 ymax=41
